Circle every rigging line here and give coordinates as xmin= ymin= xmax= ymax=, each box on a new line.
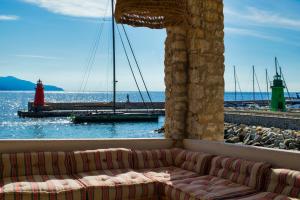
xmin=235 ymin=67 xmax=244 ymax=101
xmin=78 ymin=23 xmax=102 ymax=93
xmin=116 ymin=24 xmax=147 ymax=107
xmin=79 ymin=19 xmax=105 ymax=93
xmin=277 ymin=57 xmax=291 ymax=99
xmin=280 ymin=67 xmax=292 ymax=99
xmin=82 ymin=23 xmax=105 ymax=93
xmin=78 ymin=0 xmax=110 ymax=93
xmin=254 ymin=69 xmax=264 ymax=100
xmin=121 ymin=24 xmax=154 ymax=106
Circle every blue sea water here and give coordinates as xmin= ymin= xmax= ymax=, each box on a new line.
xmin=0 ymin=91 xmax=298 ymax=139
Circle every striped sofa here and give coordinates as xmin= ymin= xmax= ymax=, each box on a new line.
xmin=0 ymin=148 xmax=299 ymax=200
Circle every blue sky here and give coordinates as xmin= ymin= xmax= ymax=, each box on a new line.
xmin=0 ymin=0 xmax=299 ymax=92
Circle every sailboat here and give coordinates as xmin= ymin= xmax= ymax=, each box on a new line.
xmin=72 ymin=0 xmax=160 ymax=123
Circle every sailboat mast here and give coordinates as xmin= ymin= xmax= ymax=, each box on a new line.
xmin=234 ymin=66 xmax=237 ymax=101
xmin=111 ymin=0 xmax=116 ymax=113
xmin=253 ymin=66 xmax=255 ymax=101
xmin=266 ymin=69 xmax=270 ymax=101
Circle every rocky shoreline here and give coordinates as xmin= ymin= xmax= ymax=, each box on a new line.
xmin=225 ymin=123 xmax=300 ymax=151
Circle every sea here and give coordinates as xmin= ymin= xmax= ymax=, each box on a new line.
xmin=0 ymin=91 xmax=299 ymax=139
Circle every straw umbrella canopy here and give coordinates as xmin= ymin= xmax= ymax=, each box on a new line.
xmin=115 ymin=0 xmax=188 ymax=29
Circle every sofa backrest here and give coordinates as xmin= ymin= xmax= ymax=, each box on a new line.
xmin=132 ymin=149 xmax=173 ymax=169
xmin=265 ymin=168 xmax=300 ymax=198
xmin=172 ymin=148 xmax=213 ymax=175
xmin=70 ymin=148 xmax=132 ymax=173
xmin=209 ymin=156 xmax=271 ymax=190
xmin=0 ymin=152 xmax=69 ymax=178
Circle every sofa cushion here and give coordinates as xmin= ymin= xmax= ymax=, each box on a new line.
xmin=163 ymin=175 xmax=256 ymax=200
xmin=0 ymin=152 xmax=70 ymax=178
xmin=75 ymin=169 xmax=157 ymax=200
xmin=209 ymin=156 xmax=271 ymax=190
xmin=0 ymin=174 xmax=86 ymax=200
xmin=229 ymin=192 xmax=297 ymax=200
xmin=132 ymin=149 xmax=173 ymax=169
xmin=141 ymin=166 xmax=199 ymax=182
xmin=265 ymin=168 xmax=300 ymax=198
xmin=70 ymin=148 xmax=132 ymax=173
xmin=172 ymin=148 xmax=213 ymax=175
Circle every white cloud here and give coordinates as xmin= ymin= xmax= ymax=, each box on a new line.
xmin=22 ymin=0 xmax=111 ymax=18
xmin=0 ymin=15 xmax=19 ymax=21
xmin=225 ymin=6 xmax=300 ymax=31
xmin=225 ymin=27 xmax=282 ymax=42
xmin=245 ymin=7 xmax=300 ymax=30
xmin=15 ymin=54 xmax=61 ymax=60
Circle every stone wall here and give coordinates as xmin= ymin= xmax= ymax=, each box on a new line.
xmin=165 ymin=0 xmax=225 ymax=142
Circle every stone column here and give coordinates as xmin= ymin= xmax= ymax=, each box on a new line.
xmin=164 ymin=0 xmax=224 ymax=141
xmin=164 ymin=27 xmax=188 ymax=144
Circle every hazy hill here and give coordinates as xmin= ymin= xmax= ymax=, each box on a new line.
xmin=0 ymin=76 xmax=64 ymax=91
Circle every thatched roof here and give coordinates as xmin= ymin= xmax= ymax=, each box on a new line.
xmin=115 ymin=0 xmax=187 ymax=29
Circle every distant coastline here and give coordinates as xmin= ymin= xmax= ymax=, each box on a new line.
xmin=0 ymin=76 xmax=64 ymax=91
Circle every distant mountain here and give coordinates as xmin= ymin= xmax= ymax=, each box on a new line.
xmin=0 ymin=76 xmax=64 ymax=91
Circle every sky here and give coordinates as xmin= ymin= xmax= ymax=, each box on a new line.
xmin=0 ymin=0 xmax=299 ymax=92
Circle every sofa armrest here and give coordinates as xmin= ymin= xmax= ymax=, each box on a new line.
xmin=265 ymin=168 xmax=300 ymax=198
xmin=209 ymin=156 xmax=271 ymax=190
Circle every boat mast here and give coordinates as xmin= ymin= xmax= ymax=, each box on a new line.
xmin=234 ymin=66 xmax=237 ymax=101
xmin=111 ymin=0 xmax=116 ymax=113
xmin=266 ymin=69 xmax=270 ymax=101
xmin=253 ymin=65 xmax=255 ymax=101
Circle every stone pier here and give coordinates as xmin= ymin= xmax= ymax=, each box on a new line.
xmin=164 ymin=0 xmax=225 ymax=142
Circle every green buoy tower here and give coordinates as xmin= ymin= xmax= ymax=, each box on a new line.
xmin=270 ymin=57 xmax=286 ymax=112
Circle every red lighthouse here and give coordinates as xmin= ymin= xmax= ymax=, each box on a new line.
xmin=34 ymin=79 xmax=45 ymax=111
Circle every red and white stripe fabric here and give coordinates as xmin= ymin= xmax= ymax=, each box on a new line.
xmin=132 ymin=149 xmax=173 ymax=169
xmin=0 ymin=174 xmax=86 ymax=200
xmin=70 ymin=148 xmax=133 ymax=173
xmin=265 ymin=168 xmax=300 ymax=198
xmin=141 ymin=166 xmax=200 ymax=182
xmin=163 ymin=175 xmax=256 ymax=200
xmin=209 ymin=156 xmax=271 ymax=190
xmin=75 ymin=169 xmax=157 ymax=200
xmin=0 ymin=152 xmax=70 ymax=178
xmin=172 ymin=148 xmax=213 ymax=175
xmin=229 ymin=192 xmax=298 ymax=200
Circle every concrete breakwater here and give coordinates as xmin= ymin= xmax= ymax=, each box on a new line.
xmin=224 ymin=110 xmax=300 ymax=130
xmin=225 ymin=123 xmax=300 ymax=151
xmin=28 ymin=102 xmax=165 ymax=111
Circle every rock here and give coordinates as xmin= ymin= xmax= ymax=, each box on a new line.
xmin=253 ymin=135 xmax=262 ymax=143
xmin=253 ymin=142 xmax=263 ymax=147
xmin=288 ymin=143 xmax=297 ymax=150
xmin=224 ymin=123 xmax=300 ymax=151
xmin=155 ymin=127 xmax=165 ymax=133
xmin=226 ymin=136 xmax=240 ymax=143
xmin=279 ymin=143 xmax=286 ymax=149
xmin=284 ymin=139 xmax=295 ymax=147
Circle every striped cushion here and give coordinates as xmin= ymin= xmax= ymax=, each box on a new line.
xmin=231 ymin=192 xmax=297 ymax=200
xmin=70 ymin=148 xmax=132 ymax=173
xmin=75 ymin=169 xmax=157 ymax=200
xmin=265 ymin=169 xmax=300 ymax=198
xmin=163 ymin=175 xmax=256 ymax=200
xmin=0 ymin=174 xmax=86 ymax=200
xmin=172 ymin=148 xmax=213 ymax=175
xmin=141 ymin=167 xmax=199 ymax=182
xmin=133 ymin=149 xmax=173 ymax=169
xmin=209 ymin=156 xmax=271 ymax=190
xmin=0 ymin=152 xmax=70 ymax=178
